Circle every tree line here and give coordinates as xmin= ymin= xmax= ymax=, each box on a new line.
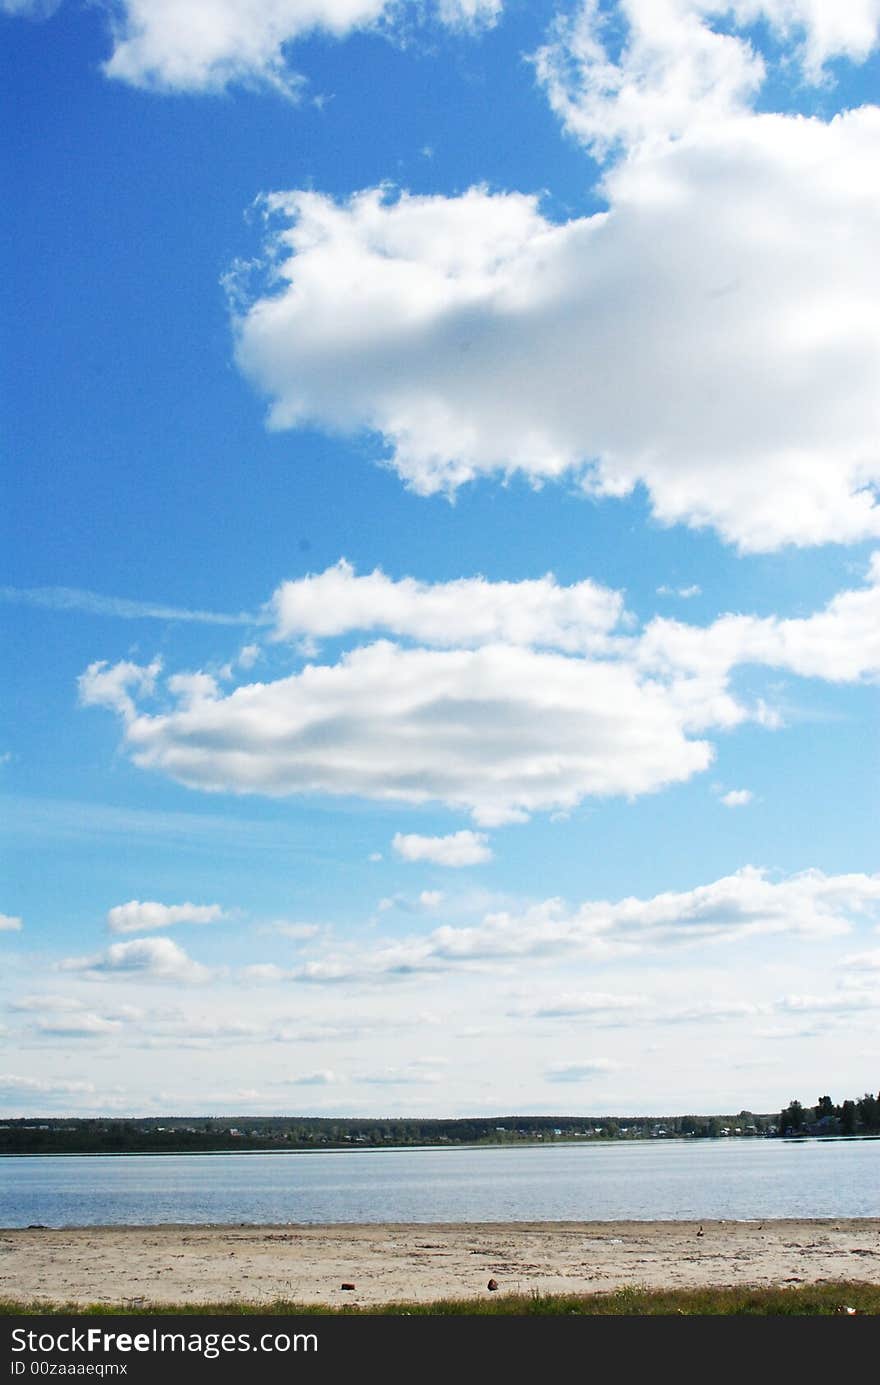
xmin=1 ymin=1092 xmax=877 ymax=1154
xmin=778 ymin=1089 xmax=880 ymax=1136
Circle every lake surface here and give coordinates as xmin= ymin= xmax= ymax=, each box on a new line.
xmin=1 ymin=1139 xmax=877 ymax=1227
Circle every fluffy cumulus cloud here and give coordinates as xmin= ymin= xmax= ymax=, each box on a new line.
xmin=270 ymin=560 xmax=624 ymax=652
xmin=79 ymin=556 xmax=880 ymax=824
xmin=107 ymin=900 xmax=226 ymax=934
xmin=79 ymin=640 xmax=717 ymax=825
xmin=721 ymin=789 xmax=753 ymax=807
xmin=59 ymin=936 xmax=212 ymax=984
xmin=234 ymin=2 xmax=880 ymax=552
xmin=392 ymin=829 xmax=493 ymax=867
xmin=535 ymin=1 xmax=880 ymax=157
xmin=96 ymin=0 xmax=500 ymax=95
xmin=288 ymin=867 xmax=880 ymax=983
xmin=0 ymin=913 xmax=23 ymax=932
xmin=637 ymin=551 xmax=880 ymax=684
xmin=78 ymin=658 xmax=161 ymax=720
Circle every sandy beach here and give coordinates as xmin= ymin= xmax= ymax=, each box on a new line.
xmin=3 ymin=1220 xmax=879 ymax=1307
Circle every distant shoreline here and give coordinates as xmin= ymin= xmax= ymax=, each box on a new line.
xmin=4 ymin=1220 xmax=879 ymax=1307
xmin=3 ymin=1132 xmax=878 ymax=1159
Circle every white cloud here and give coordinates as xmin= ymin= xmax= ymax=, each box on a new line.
xmin=778 ymin=989 xmax=880 ymax=1013
xmin=11 ymin=994 xmax=87 ymax=1013
xmin=0 ymin=583 xmax=256 ymax=626
xmin=0 ymin=1073 xmax=95 ymax=1095
xmin=98 ymin=0 xmax=500 ymax=96
xmin=640 ymin=553 xmax=880 ymax=683
xmin=237 ymin=643 xmax=261 ymax=668
xmin=0 ymin=913 xmax=22 ymax=932
xmin=241 ymin=963 xmax=290 ymax=983
xmin=360 ymin=1062 xmax=445 ymax=1085
xmin=261 ymin=921 xmax=321 ymax=941
xmin=284 ymin=1068 xmax=339 ymax=1085
xmin=534 ymin=0 xmax=763 ymax=157
xmin=80 ymin=558 xmax=880 ymax=823
xmin=78 ymin=658 xmax=161 ymax=721
xmin=721 ymin=789 xmax=753 ymax=807
xmin=378 ymin=890 xmax=445 ymax=913
xmin=235 ymin=106 xmax=880 ymax=550
xmin=59 ymin=937 xmax=212 ymax=984
xmin=290 ymin=867 xmax=880 ymax=983
xmin=660 ymin=999 xmax=764 ymax=1024
xmin=34 ymin=1013 xmax=125 ymax=1037
xmin=546 ymin=1059 xmax=618 ymax=1081
xmin=839 ymin=948 xmax=880 ymax=971
xmin=392 ymin=830 xmax=493 ymax=867
xmin=520 ymin=991 xmax=647 ymax=1018
xmin=82 ymin=559 xmax=880 ymax=819
xmin=81 ymin=643 xmax=716 ymax=824
xmin=535 ymin=1 xmax=880 ymax=156
xmin=270 ymin=560 xmax=624 ymax=652
xmin=657 ymin=584 xmax=701 ymax=599
xmin=107 ymin=900 xmax=226 ymax=934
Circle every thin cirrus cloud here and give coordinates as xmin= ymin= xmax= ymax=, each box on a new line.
xmin=233 ymin=100 xmax=880 ymax=550
xmin=79 ymin=556 xmax=880 ymax=826
xmin=392 ymin=830 xmax=493 ymax=867
xmin=0 ymin=584 xmax=257 ymax=626
xmin=107 ymin=900 xmax=227 ymax=934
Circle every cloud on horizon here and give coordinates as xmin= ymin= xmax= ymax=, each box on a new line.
xmin=59 ymin=936 xmax=214 ymax=985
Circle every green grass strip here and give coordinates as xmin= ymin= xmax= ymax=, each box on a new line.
xmin=2 ymin=1282 xmax=879 ymax=1316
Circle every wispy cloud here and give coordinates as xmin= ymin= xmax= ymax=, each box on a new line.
xmin=1 ymin=584 xmax=258 ymax=626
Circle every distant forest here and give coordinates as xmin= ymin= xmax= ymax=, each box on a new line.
xmin=778 ymin=1091 xmax=880 ymax=1137
xmin=2 ymin=1088 xmax=878 ymax=1155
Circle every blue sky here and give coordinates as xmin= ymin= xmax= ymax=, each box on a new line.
xmin=2 ymin=0 xmax=879 ymax=1118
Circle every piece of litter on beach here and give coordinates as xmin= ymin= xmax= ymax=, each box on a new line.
xmin=341 ymin=1283 xmax=356 ymax=1291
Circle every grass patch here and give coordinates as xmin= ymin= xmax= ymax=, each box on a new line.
xmin=2 ymin=1282 xmax=879 ymax=1316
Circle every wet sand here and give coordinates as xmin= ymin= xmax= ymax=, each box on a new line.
xmin=3 ymin=1219 xmax=880 ymax=1306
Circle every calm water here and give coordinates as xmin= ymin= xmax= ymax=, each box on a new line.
xmin=1 ymin=1139 xmax=877 ymax=1227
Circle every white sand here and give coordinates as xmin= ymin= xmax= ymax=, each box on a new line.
xmin=3 ymin=1219 xmax=879 ymax=1306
